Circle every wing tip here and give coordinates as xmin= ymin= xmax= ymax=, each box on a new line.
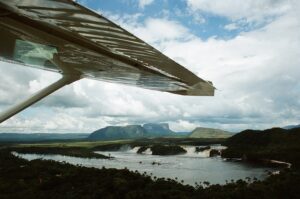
xmin=169 ymin=81 xmax=215 ymax=96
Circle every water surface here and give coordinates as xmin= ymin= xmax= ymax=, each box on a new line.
xmin=14 ymin=145 xmax=274 ymax=186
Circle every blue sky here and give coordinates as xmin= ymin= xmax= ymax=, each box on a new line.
xmin=80 ymin=0 xmax=238 ymax=40
xmin=0 ymin=0 xmax=299 ymax=133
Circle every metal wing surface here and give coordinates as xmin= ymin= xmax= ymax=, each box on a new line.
xmin=0 ymin=0 xmax=214 ymax=96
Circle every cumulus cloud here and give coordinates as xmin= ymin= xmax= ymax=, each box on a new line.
xmin=0 ymin=62 xmax=39 ymax=106
xmin=102 ymin=13 xmax=191 ymax=43
xmin=138 ymin=0 xmax=154 ymax=9
xmin=187 ymin=0 xmax=293 ymax=27
xmin=224 ymin=23 xmax=238 ymax=31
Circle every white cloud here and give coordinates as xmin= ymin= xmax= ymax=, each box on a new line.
xmin=191 ymin=13 xmax=206 ymax=24
xmin=102 ymin=13 xmax=191 ymax=43
xmin=224 ymin=23 xmax=238 ymax=31
xmin=134 ymin=18 xmax=191 ymax=42
xmin=187 ymin=0 xmax=293 ymax=25
xmin=170 ymin=120 xmax=198 ymax=132
xmin=138 ymin=0 xmax=154 ymax=9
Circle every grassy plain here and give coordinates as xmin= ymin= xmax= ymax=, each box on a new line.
xmin=15 ymin=139 xmax=131 ymax=148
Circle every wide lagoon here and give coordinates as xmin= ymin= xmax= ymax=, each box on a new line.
xmin=14 ymin=145 xmax=275 ymax=186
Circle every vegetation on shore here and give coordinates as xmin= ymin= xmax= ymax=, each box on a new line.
xmin=1 ymin=137 xmax=224 ymax=159
xmin=92 ymin=143 xmax=188 ymax=156
xmin=9 ymin=137 xmax=225 ymax=149
xmin=10 ymin=146 xmax=110 ymax=159
xmin=0 ymin=148 xmax=299 ymax=199
xmin=150 ymin=145 xmax=187 ymax=155
xmin=222 ymin=127 xmax=300 ymax=169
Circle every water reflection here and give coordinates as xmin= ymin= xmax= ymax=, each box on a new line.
xmin=13 ymin=147 xmax=274 ymax=186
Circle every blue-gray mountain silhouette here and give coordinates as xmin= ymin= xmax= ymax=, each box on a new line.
xmin=88 ymin=123 xmax=174 ymax=140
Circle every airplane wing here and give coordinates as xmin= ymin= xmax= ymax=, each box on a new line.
xmin=0 ymin=0 xmax=214 ymax=96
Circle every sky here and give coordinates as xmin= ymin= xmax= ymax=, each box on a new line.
xmin=0 ymin=0 xmax=300 ymax=133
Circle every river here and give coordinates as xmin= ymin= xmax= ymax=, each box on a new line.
xmin=13 ymin=145 xmax=275 ymax=186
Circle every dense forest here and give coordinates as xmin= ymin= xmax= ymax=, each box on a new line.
xmin=222 ymin=127 xmax=300 ymax=168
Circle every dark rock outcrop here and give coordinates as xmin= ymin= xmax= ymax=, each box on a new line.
xmin=151 ymin=145 xmax=187 ymax=156
xmin=195 ymin=146 xmax=211 ymax=152
xmin=209 ymin=149 xmax=221 ymax=157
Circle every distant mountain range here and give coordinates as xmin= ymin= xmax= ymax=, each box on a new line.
xmin=88 ymin=123 xmax=234 ymax=141
xmin=189 ymin=127 xmax=233 ymax=138
xmin=2 ymin=123 xmax=300 ymax=143
xmin=0 ymin=123 xmax=235 ymax=142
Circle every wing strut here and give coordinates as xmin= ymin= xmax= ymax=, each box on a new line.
xmin=0 ymin=74 xmax=81 ymax=123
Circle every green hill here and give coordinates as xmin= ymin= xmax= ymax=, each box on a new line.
xmin=283 ymin=124 xmax=300 ymax=129
xmin=222 ymin=127 xmax=300 ymax=168
xmin=189 ymin=127 xmax=233 ymax=138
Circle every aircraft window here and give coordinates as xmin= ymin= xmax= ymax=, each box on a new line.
xmin=14 ymin=39 xmax=57 ymax=68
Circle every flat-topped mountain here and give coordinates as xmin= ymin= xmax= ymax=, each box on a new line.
xmin=142 ymin=123 xmax=174 ymax=136
xmin=88 ymin=125 xmax=147 ymax=140
xmin=88 ymin=123 xmax=176 ymax=140
xmin=189 ymin=127 xmax=233 ymax=138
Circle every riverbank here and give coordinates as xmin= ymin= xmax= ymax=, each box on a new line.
xmin=0 ymin=148 xmax=299 ymax=199
xmin=16 ymin=146 xmax=273 ymax=186
xmin=6 ymin=137 xmax=225 ymax=157
xmin=9 ymin=146 xmax=110 ymax=159
xmin=221 ymin=127 xmax=300 ymax=169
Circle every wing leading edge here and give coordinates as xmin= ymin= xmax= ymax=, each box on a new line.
xmin=0 ymin=0 xmax=214 ymax=96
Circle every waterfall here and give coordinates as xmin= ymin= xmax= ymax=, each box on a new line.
xmin=143 ymin=148 xmax=152 ymax=155
xmin=129 ymin=146 xmax=140 ymax=153
xmin=119 ymin=145 xmax=132 ymax=151
xmin=182 ymin=146 xmax=211 ymax=158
